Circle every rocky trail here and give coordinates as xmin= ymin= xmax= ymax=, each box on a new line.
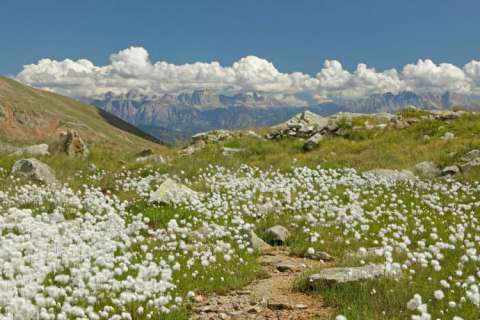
xmin=190 ymin=248 xmax=333 ymax=320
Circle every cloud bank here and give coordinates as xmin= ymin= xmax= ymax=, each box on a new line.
xmin=16 ymin=46 xmax=480 ymax=103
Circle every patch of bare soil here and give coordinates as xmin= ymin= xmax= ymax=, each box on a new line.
xmin=190 ymin=249 xmax=332 ymax=320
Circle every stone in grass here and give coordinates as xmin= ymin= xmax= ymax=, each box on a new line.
xmin=441 ymin=165 xmax=460 ymax=176
xmin=11 ymin=144 xmax=50 ymax=156
xmin=135 ymin=154 xmax=166 ymax=164
xmin=222 ymin=147 xmax=245 ymax=156
xmin=11 ymin=158 xmax=58 ymax=185
xmin=248 ymin=231 xmax=272 ymax=253
xmin=303 ymin=133 xmax=324 ymax=151
xmin=364 ymin=169 xmax=416 ymax=183
xmin=264 ymin=225 xmax=290 ymax=245
xmin=149 ymin=178 xmax=198 ymax=204
xmin=413 ymin=161 xmax=441 ymax=178
xmin=306 ymin=251 xmax=334 ymax=262
xmin=308 ymin=264 xmax=401 ymax=285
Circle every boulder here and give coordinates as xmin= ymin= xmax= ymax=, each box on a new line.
xmin=303 ymin=133 xmax=324 ymax=151
xmin=308 ymin=264 xmax=401 ymax=285
xmin=363 ymin=169 xmax=416 ymax=183
xmin=441 ymin=165 xmax=460 ymax=176
xmin=265 ymin=225 xmax=290 ymax=245
xmin=11 ymin=144 xmax=50 ymax=156
xmin=149 ymin=178 xmax=198 ymax=204
xmin=413 ymin=161 xmax=441 ymax=178
xmin=11 ymin=159 xmax=58 ymax=185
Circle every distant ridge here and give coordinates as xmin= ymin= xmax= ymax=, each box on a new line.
xmin=0 ymin=76 xmax=161 ymax=149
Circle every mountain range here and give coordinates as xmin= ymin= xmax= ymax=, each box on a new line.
xmin=87 ymin=89 xmax=480 ymax=144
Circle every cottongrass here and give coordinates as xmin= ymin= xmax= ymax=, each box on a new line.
xmin=1 ymin=163 xmax=480 ymax=319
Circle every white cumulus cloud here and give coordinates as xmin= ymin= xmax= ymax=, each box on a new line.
xmin=15 ymin=46 xmax=480 ymax=104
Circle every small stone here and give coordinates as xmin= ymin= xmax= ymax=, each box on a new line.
xmin=267 ymin=301 xmax=291 ymax=310
xmin=441 ymin=165 xmax=460 ymax=176
xmin=275 ymin=263 xmax=298 ymax=273
xmin=222 ymin=147 xmax=245 ymax=156
xmin=307 ymin=251 xmax=334 ymax=262
xmin=293 ymin=304 xmax=308 ymax=310
xmin=247 ymin=306 xmax=260 ymax=314
xmin=264 ymin=225 xmax=290 ymax=245
xmin=442 ymin=132 xmax=455 ymax=140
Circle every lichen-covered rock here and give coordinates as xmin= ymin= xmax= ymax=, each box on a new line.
xmin=11 ymin=158 xmax=58 ymax=185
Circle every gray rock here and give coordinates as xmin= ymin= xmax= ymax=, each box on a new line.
xmin=442 ymin=132 xmax=455 ymax=140
xmin=303 ymin=133 xmax=324 ymax=151
xmin=414 ymin=161 xmax=441 ymax=178
xmin=222 ymin=147 xmax=244 ymax=156
xmin=275 ymin=263 xmax=298 ymax=273
xmin=462 ymin=149 xmax=480 ymax=162
xmin=306 ymin=251 xmax=334 ymax=262
xmin=11 ymin=144 xmax=50 ymax=156
xmin=136 ymin=154 xmax=166 ymax=164
xmin=248 ymin=231 xmax=271 ymax=252
xmin=364 ymin=169 xmax=416 ymax=183
xmin=441 ymin=165 xmax=460 ymax=176
xmin=180 ymin=140 xmax=207 ymax=156
xmin=308 ymin=264 xmax=401 ymax=284
xmin=11 ymin=159 xmax=58 ymax=185
xmin=461 ymin=159 xmax=480 ymax=172
xmin=149 ymin=178 xmax=198 ymax=204
xmin=265 ymin=225 xmax=290 ymax=245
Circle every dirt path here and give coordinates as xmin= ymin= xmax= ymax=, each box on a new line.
xmin=190 ymin=249 xmax=333 ymax=320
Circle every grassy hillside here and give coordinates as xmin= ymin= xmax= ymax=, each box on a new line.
xmin=0 ymin=76 xmax=162 ymax=150
xmin=1 ymin=92 xmax=480 ymax=319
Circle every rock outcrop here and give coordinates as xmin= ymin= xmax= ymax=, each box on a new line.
xmin=56 ymin=130 xmax=89 ymax=157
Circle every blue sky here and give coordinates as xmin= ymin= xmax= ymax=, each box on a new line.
xmin=2 ymin=0 xmax=479 ymax=76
